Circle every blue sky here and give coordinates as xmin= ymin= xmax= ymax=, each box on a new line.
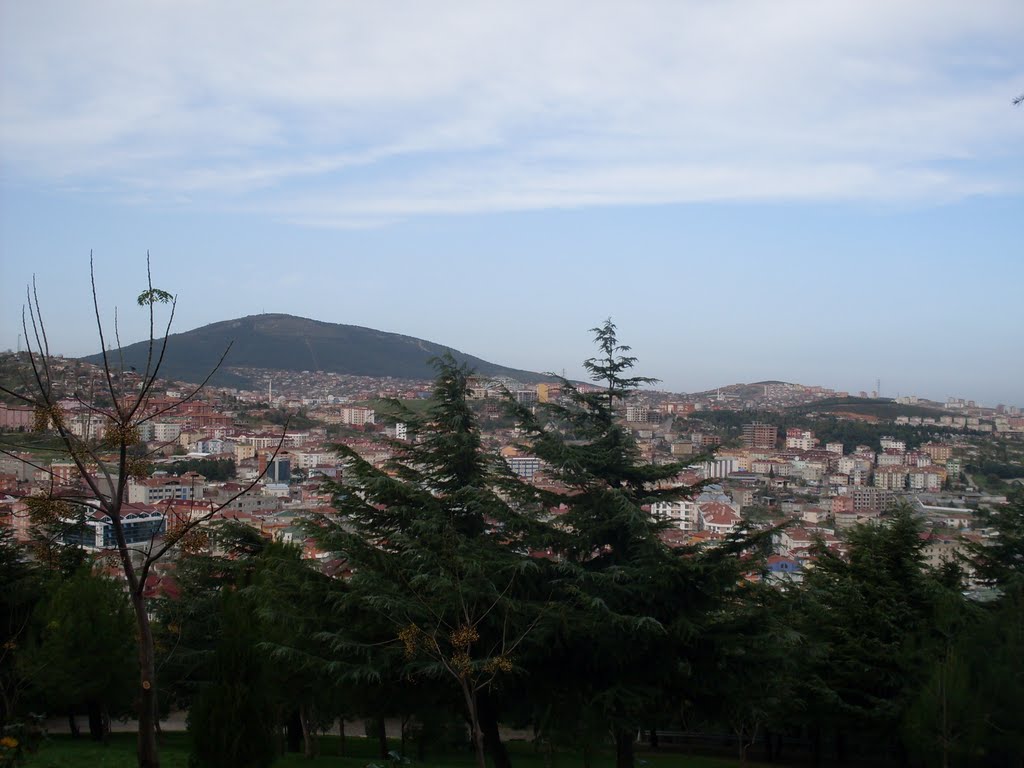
xmin=2 ymin=1 xmax=1022 ymax=405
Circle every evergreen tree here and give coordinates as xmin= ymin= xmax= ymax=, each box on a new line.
xmin=969 ymin=489 xmax=1024 ymax=588
xmin=796 ymin=506 xmax=943 ymax=761
xmin=317 ymin=355 xmax=550 ymax=768
xmin=511 ymin=320 xmax=751 ymax=768
xmin=187 ymin=590 xmax=276 ymax=768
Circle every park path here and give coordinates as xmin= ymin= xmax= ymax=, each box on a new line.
xmin=45 ymin=714 xmax=532 ymax=741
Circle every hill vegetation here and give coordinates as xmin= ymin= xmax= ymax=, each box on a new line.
xmin=789 ymin=397 xmax=948 ymax=420
xmin=81 ymin=314 xmax=550 ymax=387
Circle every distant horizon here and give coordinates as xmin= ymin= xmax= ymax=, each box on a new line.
xmin=5 ymin=310 xmax=1018 ymax=410
xmin=2 ymin=3 xmax=1022 ymax=409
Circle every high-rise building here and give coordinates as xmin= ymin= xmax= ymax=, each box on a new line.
xmin=742 ymin=422 xmax=777 ymax=449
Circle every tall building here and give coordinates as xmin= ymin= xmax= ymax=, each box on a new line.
xmin=742 ymin=422 xmax=778 ymax=449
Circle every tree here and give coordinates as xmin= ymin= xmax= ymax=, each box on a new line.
xmin=968 ymin=489 xmax=1024 ymax=588
xmin=694 ymin=583 xmax=802 ymax=766
xmin=0 ymin=527 xmax=42 ymax=728
xmin=316 ymin=356 xmax=550 ymax=768
xmin=23 ymin=567 xmax=136 ymax=741
xmin=510 ymin=320 xmax=746 ymax=768
xmin=795 ymin=506 xmax=946 ymax=762
xmin=0 ymin=256 xmax=284 ymax=768
xmin=187 ymin=589 xmax=277 ymax=768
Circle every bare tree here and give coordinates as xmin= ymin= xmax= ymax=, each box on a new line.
xmin=0 ymin=254 xmax=284 ymax=768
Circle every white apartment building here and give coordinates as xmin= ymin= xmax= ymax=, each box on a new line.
xmin=152 ymin=422 xmax=183 ymax=443
xmin=879 ymin=436 xmax=906 ymax=453
xmin=650 ymin=499 xmax=699 ymax=531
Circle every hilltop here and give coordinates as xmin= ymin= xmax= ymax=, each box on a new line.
xmin=81 ymin=314 xmax=550 ymax=388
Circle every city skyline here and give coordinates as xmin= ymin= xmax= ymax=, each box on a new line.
xmin=2 ymin=2 xmax=1022 ymax=406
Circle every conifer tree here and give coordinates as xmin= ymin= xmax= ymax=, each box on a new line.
xmin=795 ymin=505 xmax=942 ymax=761
xmin=316 ymin=355 xmax=549 ymax=768
xmin=512 ymin=320 xmax=752 ymax=768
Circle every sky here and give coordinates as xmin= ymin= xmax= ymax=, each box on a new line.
xmin=1 ymin=1 xmax=1022 ymax=406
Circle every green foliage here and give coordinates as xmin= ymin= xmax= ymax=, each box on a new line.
xmin=0 ymin=529 xmax=43 ymax=727
xmin=22 ymin=568 xmax=135 ymax=734
xmin=164 ymin=458 xmax=236 ymax=482
xmin=792 ymin=505 xmax=965 ymax=759
xmin=262 ymin=408 xmax=318 ymax=430
xmin=186 ymin=591 xmax=276 ymax=768
xmin=965 ymin=458 xmax=1024 ymax=481
xmin=317 ymin=354 xmax=551 ymax=768
xmin=969 ymin=490 xmax=1024 ymax=587
xmin=136 ymin=288 xmax=174 ymax=307
xmin=510 ymin=321 xmax=765 ymax=767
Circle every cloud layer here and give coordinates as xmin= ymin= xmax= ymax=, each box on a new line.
xmin=2 ymin=1 xmax=1022 ymax=225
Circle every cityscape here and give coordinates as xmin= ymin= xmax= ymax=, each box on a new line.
xmin=1 ymin=2 xmax=1022 ymax=768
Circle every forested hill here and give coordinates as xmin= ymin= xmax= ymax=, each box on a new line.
xmin=81 ymin=314 xmax=549 ymax=387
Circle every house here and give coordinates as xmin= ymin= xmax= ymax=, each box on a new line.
xmin=697 ymin=502 xmax=741 ymax=535
xmin=765 ymin=555 xmax=804 ymax=584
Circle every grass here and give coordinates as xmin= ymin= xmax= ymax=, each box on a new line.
xmin=23 ymin=733 xmax=766 ymax=768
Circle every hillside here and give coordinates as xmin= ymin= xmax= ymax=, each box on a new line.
xmin=81 ymin=314 xmax=550 ymax=387
xmin=787 ymin=397 xmax=948 ymax=420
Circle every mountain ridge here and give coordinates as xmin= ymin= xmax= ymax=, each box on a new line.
xmin=81 ymin=313 xmax=551 ymax=388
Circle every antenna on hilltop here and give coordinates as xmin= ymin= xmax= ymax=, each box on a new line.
xmin=877 ymin=378 xmax=881 ymax=398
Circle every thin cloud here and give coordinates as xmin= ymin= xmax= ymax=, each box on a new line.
xmin=1 ymin=0 xmax=1022 ymax=225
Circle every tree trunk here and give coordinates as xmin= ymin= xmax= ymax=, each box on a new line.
xmin=132 ymin=591 xmax=160 ymax=768
xmin=300 ymin=702 xmax=318 ymax=758
xmin=375 ymin=716 xmax=388 ymax=759
xmin=478 ymin=689 xmax=511 ymax=768
xmin=286 ymin=710 xmax=302 ymax=753
xmin=87 ymin=700 xmax=104 ymax=741
xmin=417 ymin=721 xmax=427 ymax=762
xmin=460 ymin=681 xmax=486 ymax=768
xmin=614 ymin=728 xmax=634 ymax=768
xmin=338 ymin=717 xmax=346 ymax=756
xmin=68 ymin=712 xmax=80 ymax=738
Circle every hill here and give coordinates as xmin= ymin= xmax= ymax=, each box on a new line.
xmin=81 ymin=314 xmax=550 ymax=387
xmin=787 ymin=397 xmax=948 ymax=420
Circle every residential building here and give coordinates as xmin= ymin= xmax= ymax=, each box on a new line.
xmin=651 ymin=499 xmax=699 ymax=531
xmin=128 ymin=475 xmax=205 ymax=504
xmin=742 ymin=422 xmax=778 ymax=449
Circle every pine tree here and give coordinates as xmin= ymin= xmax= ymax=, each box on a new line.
xmin=316 ymin=355 xmax=550 ymax=768
xmin=795 ymin=505 xmax=943 ymax=761
xmin=512 ymin=320 xmax=751 ymax=768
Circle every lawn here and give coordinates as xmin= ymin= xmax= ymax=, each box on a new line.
xmin=22 ymin=733 xmax=766 ymax=768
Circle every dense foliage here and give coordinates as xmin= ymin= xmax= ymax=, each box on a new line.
xmin=165 ymin=458 xmax=236 ymax=481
